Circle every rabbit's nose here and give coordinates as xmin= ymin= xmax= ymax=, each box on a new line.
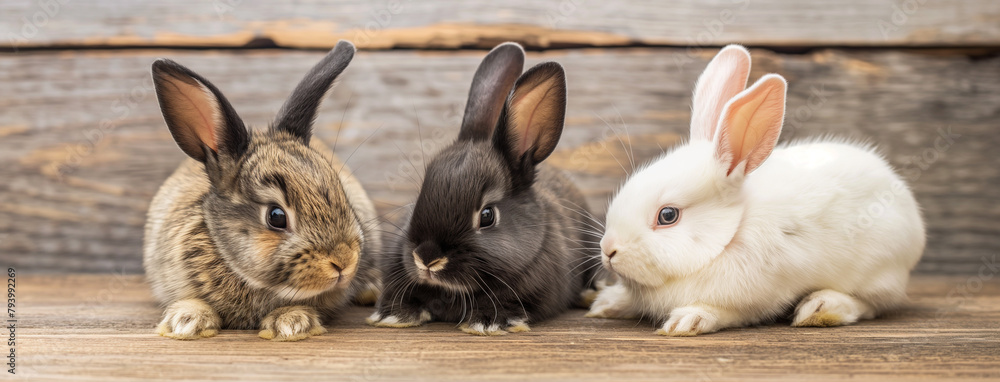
xmin=600 ymin=235 xmax=617 ymax=258
xmin=325 ymin=242 xmax=358 ymax=277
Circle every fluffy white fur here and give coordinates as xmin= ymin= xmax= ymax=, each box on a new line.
xmin=588 ymin=45 xmax=926 ymax=336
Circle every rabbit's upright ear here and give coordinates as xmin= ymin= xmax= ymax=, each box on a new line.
xmin=152 ymin=59 xmax=249 ymax=163
xmin=273 ymin=40 xmax=356 ymax=144
xmin=690 ymin=45 xmax=751 ymax=142
xmin=715 ymin=74 xmax=787 ymax=177
xmin=457 ymin=42 xmax=525 ymax=142
xmin=493 ymin=62 xmax=566 ymax=184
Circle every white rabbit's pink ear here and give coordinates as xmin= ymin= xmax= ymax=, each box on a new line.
xmin=690 ymin=45 xmax=751 ymax=142
xmin=715 ymin=74 xmax=787 ymax=176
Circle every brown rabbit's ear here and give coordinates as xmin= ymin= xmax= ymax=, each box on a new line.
xmin=273 ymin=40 xmax=356 ymax=144
xmin=457 ymin=42 xmax=525 ymax=142
xmin=493 ymin=62 xmax=566 ymax=182
xmin=152 ymin=59 xmax=249 ymax=162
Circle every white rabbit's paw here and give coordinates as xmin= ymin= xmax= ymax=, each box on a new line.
xmin=366 ymin=310 xmax=431 ymax=328
xmin=258 ymin=306 xmax=327 ymax=341
xmin=792 ymin=289 xmax=873 ymax=327
xmin=657 ymin=306 xmax=719 ymax=337
xmin=585 ymin=285 xmax=636 ymax=319
xmin=585 ymin=300 xmax=627 ymax=318
xmin=156 ymin=299 xmax=221 ymax=340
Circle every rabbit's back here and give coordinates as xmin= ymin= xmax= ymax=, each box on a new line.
xmin=143 ymin=158 xmax=211 ymax=304
xmin=742 ymin=140 xmax=925 ymax=280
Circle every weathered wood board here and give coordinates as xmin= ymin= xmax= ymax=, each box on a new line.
xmin=12 ymin=274 xmax=1000 ymax=381
xmin=0 ymin=48 xmax=998 ymax=274
xmin=2 ymin=0 xmax=1000 ymax=50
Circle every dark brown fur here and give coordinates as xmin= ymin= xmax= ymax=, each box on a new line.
xmin=369 ymin=43 xmax=602 ymax=335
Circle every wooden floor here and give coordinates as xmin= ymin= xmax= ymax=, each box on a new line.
xmin=14 ymin=274 xmax=1000 ymax=381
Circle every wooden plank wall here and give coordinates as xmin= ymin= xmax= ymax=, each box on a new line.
xmin=3 ymin=0 xmax=1000 ymax=48
xmin=1 ymin=1 xmax=998 ymax=274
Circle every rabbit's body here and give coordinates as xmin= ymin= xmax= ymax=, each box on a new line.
xmin=589 ymin=45 xmax=925 ymax=336
xmin=375 ymin=161 xmax=596 ymax=327
xmin=368 ymin=43 xmax=601 ymax=336
xmin=143 ymin=41 xmax=382 ymax=341
xmin=144 ymin=138 xmax=380 ymax=330
xmin=597 ymin=139 xmax=924 ymax=330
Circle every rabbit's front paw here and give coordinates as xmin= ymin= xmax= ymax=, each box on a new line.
xmin=366 ymin=310 xmax=431 ymax=328
xmin=459 ymin=318 xmax=530 ymax=336
xmin=792 ymin=289 xmax=875 ymax=327
xmin=585 ymin=284 xmax=636 ymax=319
xmin=658 ymin=306 xmax=720 ymax=336
xmin=258 ymin=306 xmax=327 ymax=341
xmin=156 ymin=299 xmax=221 ymax=340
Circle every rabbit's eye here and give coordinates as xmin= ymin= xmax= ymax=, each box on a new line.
xmin=479 ymin=207 xmax=497 ymax=228
xmin=267 ymin=206 xmax=288 ymax=230
xmin=657 ymin=207 xmax=679 ymax=226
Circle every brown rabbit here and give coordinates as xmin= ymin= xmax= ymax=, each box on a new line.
xmin=143 ymin=41 xmax=381 ymax=341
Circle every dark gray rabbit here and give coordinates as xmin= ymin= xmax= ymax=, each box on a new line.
xmin=144 ymin=41 xmax=381 ymax=341
xmin=367 ymin=42 xmax=602 ymax=335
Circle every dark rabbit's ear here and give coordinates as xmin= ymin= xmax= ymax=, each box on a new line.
xmin=493 ymin=62 xmax=567 ymax=176
xmin=152 ymin=59 xmax=249 ymax=162
xmin=272 ymin=40 xmax=356 ymax=144
xmin=457 ymin=42 xmax=525 ymax=142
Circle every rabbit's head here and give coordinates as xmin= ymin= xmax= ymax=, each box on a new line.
xmin=602 ymin=45 xmax=788 ymax=285
xmin=152 ymin=41 xmax=367 ymax=300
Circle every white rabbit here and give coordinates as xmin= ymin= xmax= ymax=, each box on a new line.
xmin=586 ymin=45 xmax=926 ymax=336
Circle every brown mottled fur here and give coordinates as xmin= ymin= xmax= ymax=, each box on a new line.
xmin=144 ymin=135 xmax=380 ymax=330
xmin=144 ymin=41 xmax=381 ymax=341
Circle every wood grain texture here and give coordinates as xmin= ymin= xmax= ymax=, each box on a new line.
xmin=12 ymin=274 xmax=1000 ymax=381
xmin=0 ymin=48 xmax=997 ymax=274
xmin=2 ymin=0 xmax=1000 ymax=50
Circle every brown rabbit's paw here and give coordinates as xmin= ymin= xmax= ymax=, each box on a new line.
xmin=258 ymin=306 xmax=327 ymax=342
xmin=459 ymin=322 xmax=508 ymax=336
xmin=156 ymin=299 xmax=221 ymax=340
xmin=366 ymin=310 xmax=430 ymax=328
xmin=657 ymin=306 xmax=719 ymax=337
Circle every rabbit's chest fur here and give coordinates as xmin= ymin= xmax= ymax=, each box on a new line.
xmin=143 ymin=159 xmax=355 ymax=329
